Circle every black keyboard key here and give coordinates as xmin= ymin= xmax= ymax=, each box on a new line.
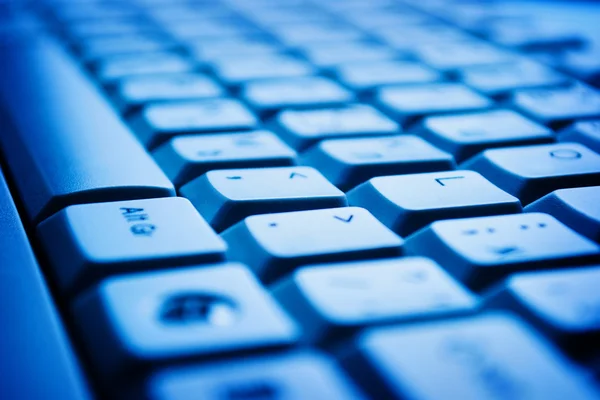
xmin=343 ymin=313 xmax=600 ymax=399
xmin=405 ymin=213 xmax=599 ymax=290
xmin=418 ymin=109 xmax=554 ymax=163
xmin=0 ymin=38 xmax=174 ymax=224
xmin=222 ymin=207 xmax=403 ymax=283
xmin=95 ymin=52 xmax=194 ymax=83
xmin=38 ymin=197 xmax=226 ymax=295
xmin=526 ymin=187 xmax=600 ymax=243
xmin=348 ymin=170 xmax=521 ymax=236
xmin=154 ymin=130 xmax=296 ymax=187
xmin=486 ymin=267 xmax=600 ymax=359
xmin=74 ymin=263 xmax=299 ymax=381
xmin=376 ymin=83 xmax=492 ymax=125
xmin=464 ymin=143 xmax=600 ymax=205
xmin=273 ymin=104 xmax=399 ymax=151
xmin=181 ymin=166 xmax=346 ymax=232
xmin=112 ymin=73 xmax=223 ymax=112
xmin=145 ymin=352 xmax=366 ymax=400
xmin=273 ymin=257 xmax=478 ymax=342
xmin=559 ymin=120 xmax=600 ymax=154
xmin=302 ymin=135 xmax=455 ymax=191
xmin=130 ymin=99 xmax=258 ymax=149
xmin=242 ymin=76 xmax=354 ymax=117
xmin=511 ymin=84 xmax=600 ymax=129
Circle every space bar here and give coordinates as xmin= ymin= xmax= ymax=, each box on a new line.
xmin=0 ymin=37 xmax=175 ymax=225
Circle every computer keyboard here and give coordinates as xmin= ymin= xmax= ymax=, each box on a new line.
xmin=1 ymin=0 xmax=600 ymax=399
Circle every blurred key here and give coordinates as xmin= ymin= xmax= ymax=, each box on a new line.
xmin=66 ymin=19 xmax=154 ymax=41
xmin=464 ymin=143 xmax=600 ymax=205
xmin=511 ymin=84 xmax=600 ymax=128
xmin=52 ymin=3 xmax=139 ymax=22
xmin=558 ymin=48 xmax=600 ymax=87
xmin=418 ymin=109 xmax=554 ymax=163
xmin=273 ymin=257 xmax=478 ymax=342
xmin=405 ymin=213 xmax=599 ymax=290
xmin=272 ymin=22 xmax=364 ymax=47
xmin=559 ymin=120 xmax=600 ymax=154
xmin=95 ymin=52 xmax=193 ymax=83
xmin=77 ymin=34 xmax=176 ymax=61
xmin=162 ymin=19 xmax=256 ymax=41
xmin=242 ymin=76 xmax=354 ymax=117
xmin=212 ymin=54 xmax=315 ymax=86
xmin=526 ymin=187 xmax=600 ymax=243
xmin=303 ymin=135 xmax=455 ymax=191
xmin=131 ymin=99 xmax=258 ymax=149
xmin=146 ymin=352 xmax=366 ymax=400
xmin=301 ymin=41 xmax=398 ymax=68
xmin=188 ymin=36 xmax=283 ymax=62
xmin=113 ymin=73 xmax=223 ymax=112
xmin=334 ymin=60 xmax=442 ymax=92
xmin=343 ymin=313 xmax=600 ymax=400
xmin=181 ymin=166 xmax=346 ymax=232
xmin=146 ymin=5 xmax=231 ymax=24
xmin=154 ymin=130 xmax=296 ymax=187
xmin=222 ymin=207 xmax=403 ymax=283
xmin=487 ymin=267 xmax=600 ymax=359
xmin=376 ymin=24 xmax=473 ymax=52
xmin=74 ymin=264 xmax=299 ymax=381
xmin=413 ymin=39 xmax=516 ymax=71
xmin=38 ymin=198 xmax=225 ymax=295
xmin=376 ymin=83 xmax=492 ymax=125
xmin=348 ymin=170 xmax=521 ymax=236
xmin=488 ymin=24 xmax=585 ymax=52
xmin=273 ymin=104 xmax=399 ymax=151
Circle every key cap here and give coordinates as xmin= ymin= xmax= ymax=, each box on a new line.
xmin=95 ymin=52 xmax=194 ymax=83
xmin=487 ymin=267 xmax=600 ymax=359
xmin=112 ymin=73 xmax=223 ymax=112
xmin=413 ymin=39 xmax=516 ymax=71
xmin=73 ymin=263 xmax=299 ymax=382
xmin=418 ymin=109 xmax=554 ymax=163
xmin=272 ymin=22 xmax=364 ymax=47
xmin=146 ymin=5 xmax=231 ymax=24
xmin=342 ymin=313 xmax=600 ymax=400
xmin=145 ymin=351 xmax=365 ymax=400
xmin=348 ymin=170 xmax=521 ymax=236
xmin=559 ymin=120 xmax=600 ymax=154
xmin=0 ymin=38 xmax=174 ymax=224
xmin=273 ymin=257 xmax=478 ymax=342
xmin=405 ymin=213 xmax=600 ymax=290
xmin=511 ymin=84 xmax=600 ymax=129
xmin=222 ymin=207 xmax=403 ymax=283
xmin=66 ymin=19 xmax=155 ymax=41
xmin=242 ymin=76 xmax=354 ymax=117
xmin=526 ymin=187 xmax=600 ymax=243
xmin=162 ymin=19 xmax=256 ymax=41
xmin=181 ymin=166 xmax=346 ymax=232
xmin=52 ymin=3 xmax=138 ymax=22
xmin=488 ymin=24 xmax=585 ymax=52
xmin=376 ymin=24 xmax=473 ymax=53
xmin=130 ymin=98 xmax=258 ymax=149
xmin=38 ymin=197 xmax=226 ymax=295
xmin=273 ymin=104 xmax=399 ymax=151
xmin=153 ymin=131 xmax=296 ymax=187
xmin=463 ymin=143 xmax=600 ymax=205
xmin=301 ymin=41 xmax=398 ymax=68
xmin=302 ymin=135 xmax=455 ymax=191
xmin=558 ymin=48 xmax=600 ymax=87
xmin=459 ymin=60 xmax=570 ymax=98
xmin=333 ymin=60 xmax=442 ymax=92
xmin=376 ymin=83 xmax=492 ymax=125
xmin=188 ymin=36 xmax=283 ymax=62
xmin=77 ymin=34 xmax=176 ymax=61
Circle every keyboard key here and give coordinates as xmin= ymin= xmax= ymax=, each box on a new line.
xmin=463 ymin=143 xmax=600 ymax=205
xmin=302 ymin=135 xmax=455 ymax=191
xmin=38 ymin=197 xmax=225 ymax=295
xmin=112 ymin=73 xmax=223 ymax=112
xmin=487 ymin=267 xmax=600 ymax=359
xmin=301 ymin=41 xmax=398 ymax=68
xmin=376 ymin=24 xmax=473 ymax=53
xmin=272 ymin=22 xmax=364 ymax=47
xmin=130 ymin=99 xmax=258 ymax=149
xmin=413 ymin=39 xmax=516 ymax=71
xmin=488 ymin=24 xmax=586 ymax=52
xmin=77 ymin=34 xmax=176 ymax=61
xmin=376 ymin=83 xmax=492 ymax=125
xmin=405 ymin=213 xmax=600 ymax=290
xmin=146 ymin=352 xmax=366 ymax=400
xmin=95 ymin=52 xmax=194 ymax=82
xmin=558 ymin=48 xmax=600 ymax=87
xmin=74 ymin=263 xmax=299 ymax=381
xmin=162 ymin=19 xmax=256 ymax=41
xmin=0 ymin=39 xmax=175 ymax=224
xmin=242 ymin=76 xmax=354 ymax=117
xmin=273 ymin=104 xmax=399 ymax=151
xmin=154 ymin=131 xmax=296 ymax=187
xmin=212 ymin=54 xmax=315 ymax=86
xmin=559 ymin=120 xmax=600 ymax=154
xmin=418 ymin=109 xmax=554 ymax=163
xmin=222 ymin=207 xmax=403 ymax=283
xmin=333 ymin=60 xmax=442 ymax=92
xmin=511 ymin=84 xmax=600 ymax=128
xmin=348 ymin=170 xmax=521 ymax=236
xmin=181 ymin=166 xmax=346 ymax=232
xmin=273 ymin=257 xmax=478 ymax=342
xmin=343 ymin=313 xmax=600 ymax=400
xmin=526 ymin=187 xmax=600 ymax=243
xmin=189 ymin=36 xmax=283 ymax=62
xmin=66 ymin=19 xmax=154 ymax=41
xmin=459 ymin=60 xmax=570 ymax=98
